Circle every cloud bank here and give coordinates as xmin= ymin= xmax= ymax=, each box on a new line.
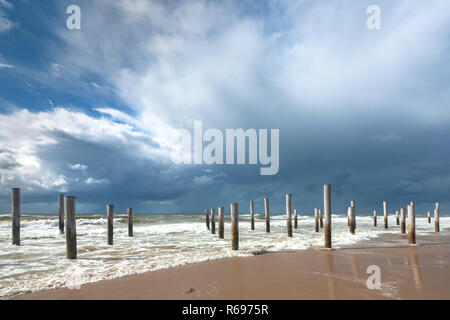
xmin=0 ymin=0 xmax=449 ymax=213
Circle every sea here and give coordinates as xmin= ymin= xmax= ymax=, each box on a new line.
xmin=0 ymin=212 xmax=448 ymax=298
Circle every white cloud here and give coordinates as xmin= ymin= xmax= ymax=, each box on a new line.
xmin=0 ymin=12 xmax=12 ymax=33
xmin=192 ymin=175 xmax=214 ymax=185
xmin=0 ymin=1 xmax=12 ymax=33
xmin=85 ymin=177 xmax=109 ymax=185
xmin=50 ymin=0 xmax=450 ymax=149
xmin=0 ymin=63 xmax=13 ymax=68
xmin=192 ymin=172 xmax=226 ymax=185
xmin=31 ymin=174 xmax=68 ymax=190
xmin=0 ymin=0 xmax=12 ymax=9
xmin=94 ymin=107 xmax=139 ymax=127
xmin=0 ymin=108 xmax=168 ymax=194
xmin=69 ymin=163 xmax=88 ymax=171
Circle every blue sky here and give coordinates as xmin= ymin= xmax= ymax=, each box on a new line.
xmin=0 ymin=0 xmax=450 ymax=214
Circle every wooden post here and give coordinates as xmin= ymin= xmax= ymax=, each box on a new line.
xmin=349 ymin=206 xmax=355 ymax=234
xmin=400 ymin=207 xmax=406 ymax=234
xmin=65 ymin=196 xmax=77 ymax=259
xmin=319 ymin=209 xmax=323 ymax=228
xmin=264 ymin=197 xmax=270 ymax=233
xmin=435 ymin=202 xmax=440 ymax=232
xmin=351 ymin=201 xmax=356 ymax=229
xmin=107 ymin=204 xmax=114 ymax=245
xmin=205 ymin=209 xmax=210 ymax=230
xmin=427 ymin=211 xmax=431 ymax=223
xmin=12 ymin=188 xmax=20 ymax=246
xmin=250 ymin=200 xmax=255 ymax=230
xmin=324 ymin=185 xmax=332 ymax=248
xmin=286 ymin=194 xmax=292 ymax=237
xmin=348 ymin=201 xmax=355 ymax=227
xmin=314 ymin=208 xmax=319 ymax=232
xmin=218 ymin=206 xmax=224 ymax=239
xmin=128 ymin=208 xmax=133 ymax=237
xmin=347 ymin=206 xmax=351 ymax=231
xmin=373 ymin=210 xmax=377 ymax=227
xmin=347 ymin=207 xmax=350 ymax=228
xmin=396 ymin=210 xmax=400 ymax=225
xmin=211 ymin=208 xmax=216 ymax=234
xmin=408 ymin=202 xmax=416 ymax=244
xmin=383 ymin=201 xmax=388 ymax=229
xmin=58 ymin=194 xmax=64 ymax=234
xmin=294 ymin=209 xmax=298 ymax=229
xmin=231 ymin=203 xmax=239 ymax=250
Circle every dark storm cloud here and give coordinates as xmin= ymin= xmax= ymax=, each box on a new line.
xmin=0 ymin=0 xmax=449 ymax=214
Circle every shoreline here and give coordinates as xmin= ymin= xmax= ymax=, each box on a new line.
xmin=11 ymin=230 xmax=450 ymax=300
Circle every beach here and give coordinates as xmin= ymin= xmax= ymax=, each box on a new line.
xmin=4 ymin=212 xmax=435 ymax=298
xmin=12 ymin=231 xmax=450 ymax=300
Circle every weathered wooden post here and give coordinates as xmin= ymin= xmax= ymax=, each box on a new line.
xmin=349 ymin=206 xmax=355 ymax=235
xmin=319 ymin=209 xmax=323 ymax=228
xmin=218 ymin=206 xmax=224 ymax=239
xmin=211 ymin=208 xmax=216 ymax=234
xmin=58 ymin=194 xmax=64 ymax=234
xmin=396 ymin=210 xmax=400 ymax=225
xmin=286 ymin=194 xmax=293 ymax=237
xmin=264 ymin=197 xmax=270 ymax=233
xmin=347 ymin=207 xmax=351 ymax=228
xmin=314 ymin=208 xmax=319 ymax=232
xmin=435 ymin=202 xmax=440 ymax=232
xmin=294 ymin=209 xmax=298 ymax=229
xmin=107 ymin=204 xmax=114 ymax=245
xmin=348 ymin=201 xmax=355 ymax=227
xmin=324 ymin=185 xmax=332 ymax=248
xmin=400 ymin=207 xmax=406 ymax=234
xmin=427 ymin=211 xmax=431 ymax=223
xmin=65 ymin=196 xmax=77 ymax=259
xmin=408 ymin=202 xmax=416 ymax=244
xmin=231 ymin=203 xmax=239 ymax=250
xmin=383 ymin=201 xmax=388 ymax=229
xmin=373 ymin=210 xmax=377 ymax=227
xmin=347 ymin=206 xmax=351 ymax=231
xmin=128 ymin=208 xmax=133 ymax=237
xmin=205 ymin=209 xmax=210 ymax=230
xmin=250 ymin=200 xmax=255 ymax=230
xmin=351 ymin=201 xmax=356 ymax=229
xmin=12 ymin=188 xmax=20 ymax=246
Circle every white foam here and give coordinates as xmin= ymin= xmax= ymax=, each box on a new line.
xmin=0 ymin=213 xmax=448 ymax=298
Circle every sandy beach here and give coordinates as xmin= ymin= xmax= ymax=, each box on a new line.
xmin=12 ymin=230 xmax=450 ymax=300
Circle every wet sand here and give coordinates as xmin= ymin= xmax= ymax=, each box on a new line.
xmin=12 ymin=231 xmax=450 ymax=300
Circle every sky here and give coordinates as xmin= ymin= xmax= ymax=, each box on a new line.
xmin=0 ymin=0 xmax=449 ymax=214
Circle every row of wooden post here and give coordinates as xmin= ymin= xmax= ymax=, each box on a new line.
xmin=205 ymin=185 xmax=333 ymax=250
xmin=10 ymin=188 xmax=135 ymax=260
xmin=206 ymin=185 xmax=442 ymax=250
xmin=9 ymin=186 xmax=443 ymax=258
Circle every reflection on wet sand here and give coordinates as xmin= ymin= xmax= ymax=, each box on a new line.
xmin=438 ymin=252 xmax=445 ymax=269
xmin=386 ymin=256 xmax=393 ymax=267
xmin=231 ymin=259 xmax=244 ymax=299
xmin=351 ymin=255 xmax=360 ymax=281
xmin=325 ymin=252 xmax=337 ymax=299
xmin=409 ymin=248 xmax=423 ymax=293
